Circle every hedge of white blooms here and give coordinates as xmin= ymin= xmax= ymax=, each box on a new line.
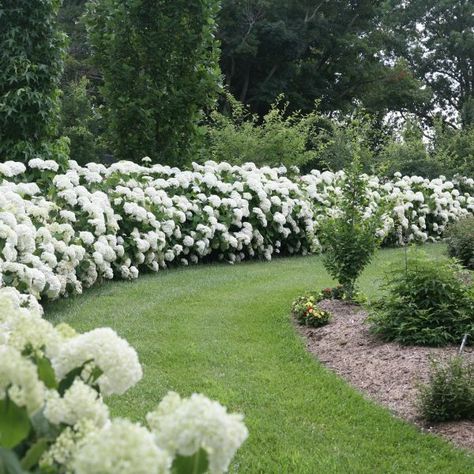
xmin=0 ymin=287 xmax=248 ymax=473
xmin=0 ymin=158 xmax=472 ymax=301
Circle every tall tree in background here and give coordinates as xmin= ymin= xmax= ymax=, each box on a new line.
xmin=85 ymin=0 xmax=221 ymax=165
xmin=218 ymin=0 xmax=429 ymax=118
xmin=387 ymin=0 xmax=474 ymax=128
xmin=0 ymin=0 xmax=67 ymax=163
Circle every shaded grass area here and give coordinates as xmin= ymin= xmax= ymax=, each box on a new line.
xmin=46 ymin=244 xmax=474 ymax=473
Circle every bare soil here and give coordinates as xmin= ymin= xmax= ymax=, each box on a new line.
xmin=297 ymin=299 xmax=474 ymax=451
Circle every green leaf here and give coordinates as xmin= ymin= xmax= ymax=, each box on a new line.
xmin=89 ymin=366 xmax=103 ymax=385
xmin=30 ymin=410 xmax=55 ymax=440
xmin=171 ymin=449 xmax=209 ymax=474
xmin=20 ymin=438 xmax=48 ymax=471
xmin=0 ymin=447 xmax=27 ymax=474
xmin=57 ymin=367 xmax=83 ymax=396
xmin=0 ymin=400 xmax=30 ymax=449
xmin=35 ymin=356 xmax=57 ymax=389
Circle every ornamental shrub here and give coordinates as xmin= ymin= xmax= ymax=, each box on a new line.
xmin=369 ymin=254 xmax=474 ymax=346
xmin=318 ymin=159 xmax=385 ymax=297
xmin=446 ymin=216 xmax=474 ymax=270
xmin=419 ymin=356 xmax=474 ymax=422
xmin=202 ymin=94 xmax=322 ymax=169
xmin=0 ymin=159 xmax=472 ymax=302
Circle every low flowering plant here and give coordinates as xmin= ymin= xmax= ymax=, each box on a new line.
xmin=291 ymin=293 xmax=331 ymax=328
xmin=0 ymin=287 xmax=248 ymax=473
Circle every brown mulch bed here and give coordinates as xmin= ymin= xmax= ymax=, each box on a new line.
xmin=297 ymin=299 xmax=474 ymax=451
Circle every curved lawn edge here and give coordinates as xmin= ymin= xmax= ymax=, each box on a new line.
xmin=45 ymin=246 xmax=474 ymax=473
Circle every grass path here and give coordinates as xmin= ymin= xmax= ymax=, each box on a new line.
xmin=46 ymin=245 xmax=474 ymax=473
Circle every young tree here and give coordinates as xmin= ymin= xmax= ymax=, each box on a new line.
xmin=319 ymin=155 xmax=385 ymax=298
xmin=85 ymin=0 xmax=221 ymax=165
xmin=0 ymin=0 xmax=67 ymax=163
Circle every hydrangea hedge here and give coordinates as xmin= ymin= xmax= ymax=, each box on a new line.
xmin=0 ymin=158 xmax=472 ymax=301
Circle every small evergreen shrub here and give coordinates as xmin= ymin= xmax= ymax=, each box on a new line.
xmin=369 ymin=254 xmax=474 ymax=346
xmin=446 ymin=216 xmax=474 ymax=270
xmin=419 ymin=356 xmax=474 ymax=422
xmin=291 ymin=293 xmax=331 ymax=328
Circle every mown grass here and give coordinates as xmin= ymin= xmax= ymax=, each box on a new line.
xmin=46 ymin=244 xmax=474 ymax=473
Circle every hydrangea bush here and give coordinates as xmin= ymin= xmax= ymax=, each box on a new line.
xmin=0 ymin=158 xmax=472 ymax=301
xmin=0 ymin=287 xmax=248 ymax=473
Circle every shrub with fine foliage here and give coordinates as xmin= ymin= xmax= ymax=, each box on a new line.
xmin=419 ymin=356 xmax=474 ymax=422
xmin=369 ymin=254 xmax=474 ymax=346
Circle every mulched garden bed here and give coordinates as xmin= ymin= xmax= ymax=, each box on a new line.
xmin=297 ymin=299 xmax=474 ymax=451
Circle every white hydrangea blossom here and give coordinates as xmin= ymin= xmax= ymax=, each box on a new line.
xmin=73 ymin=419 xmax=170 ymax=474
xmin=0 ymin=159 xmax=470 ymax=301
xmin=52 ymin=328 xmax=143 ymax=396
xmin=0 ymin=345 xmax=45 ymax=414
xmin=147 ymin=392 xmax=249 ymax=474
xmin=45 ymin=379 xmax=109 ymax=428
xmin=40 ymin=419 xmax=97 ymax=472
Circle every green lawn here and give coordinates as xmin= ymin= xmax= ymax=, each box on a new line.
xmin=45 ymin=244 xmax=474 ymax=473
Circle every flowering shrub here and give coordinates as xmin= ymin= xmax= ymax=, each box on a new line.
xmin=291 ymin=293 xmax=331 ymax=327
xmin=0 ymin=158 xmax=472 ymax=301
xmin=0 ymin=287 xmax=248 ymax=473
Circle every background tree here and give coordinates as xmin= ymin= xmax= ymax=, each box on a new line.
xmin=85 ymin=0 xmax=221 ymax=165
xmin=58 ymin=0 xmax=96 ymax=87
xmin=0 ymin=0 xmax=68 ymax=163
xmin=387 ymin=0 xmax=474 ymax=128
xmin=217 ymin=0 xmax=429 ymax=119
xmin=59 ymin=77 xmax=105 ymax=165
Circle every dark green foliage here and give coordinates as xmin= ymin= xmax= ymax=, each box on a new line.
xmin=58 ymin=0 xmax=96 ymax=87
xmin=319 ymin=159 xmax=384 ymax=296
xmin=419 ymin=356 xmax=474 ymax=422
xmin=369 ymin=254 xmax=474 ymax=346
xmin=59 ymin=77 xmax=104 ymax=164
xmin=0 ymin=0 xmax=67 ymax=163
xmin=446 ymin=216 xmax=474 ymax=270
xmin=85 ymin=0 xmax=221 ymax=165
xmin=218 ymin=1 xmax=428 ymax=118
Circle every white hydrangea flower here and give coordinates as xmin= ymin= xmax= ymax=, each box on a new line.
xmin=73 ymin=419 xmax=170 ymax=474
xmin=147 ymin=392 xmax=248 ymax=474
xmin=52 ymin=328 xmax=142 ymax=396
xmin=45 ymin=379 xmax=109 ymax=428
xmin=0 ymin=345 xmax=45 ymax=414
xmin=40 ymin=419 xmax=97 ymax=472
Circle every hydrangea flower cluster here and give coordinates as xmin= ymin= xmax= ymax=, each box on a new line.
xmin=0 ymin=287 xmax=248 ymax=473
xmin=0 ymin=159 xmax=472 ymax=301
